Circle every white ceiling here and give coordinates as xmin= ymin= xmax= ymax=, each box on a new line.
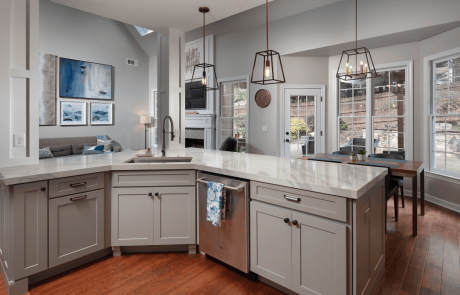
xmin=50 ymin=0 xmax=274 ymax=34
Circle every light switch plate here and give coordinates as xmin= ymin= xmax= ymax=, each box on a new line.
xmin=14 ymin=134 xmax=25 ymax=147
xmin=262 ymin=126 xmax=268 ymax=132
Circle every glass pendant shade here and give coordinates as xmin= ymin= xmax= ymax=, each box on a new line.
xmin=190 ymin=7 xmax=219 ymax=91
xmin=337 ymin=0 xmax=377 ymax=81
xmin=251 ymin=0 xmax=286 ymax=85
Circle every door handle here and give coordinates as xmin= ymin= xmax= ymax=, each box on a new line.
xmin=70 ymin=182 xmax=87 ymax=188
xmin=285 ymin=139 xmax=290 ymax=143
xmin=70 ymin=195 xmax=87 ymax=201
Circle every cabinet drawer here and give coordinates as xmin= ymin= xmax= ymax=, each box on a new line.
xmin=49 ymin=173 xmax=104 ymax=199
xmin=250 ymin=181 xmax=348 ymax=222
xmin=49 ymin=189 xmax=104 ymax=268
xmin=112 ymin=170 xmax=196 ymax=187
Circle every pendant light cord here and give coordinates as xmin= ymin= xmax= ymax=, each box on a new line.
xmin=266 ymin=0 xmax=269 ymax=52
xmin=355 ymin=0 xmax=358 ymax=69
xmin=203 ymin=10 xmax=206 ymax=65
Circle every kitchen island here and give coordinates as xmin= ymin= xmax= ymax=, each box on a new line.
xmin=0 ymin=148 xmax=387 ymax=295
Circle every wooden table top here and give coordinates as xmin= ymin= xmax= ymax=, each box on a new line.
xmin=299 ymin=153 xmax=424 ymax=177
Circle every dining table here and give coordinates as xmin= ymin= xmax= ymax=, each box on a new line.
xmin=299 ymin=153 xmax=425 ymax=237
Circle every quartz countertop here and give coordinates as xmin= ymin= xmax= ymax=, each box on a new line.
xmin=0 ymin=148 xmax=387 ymax=199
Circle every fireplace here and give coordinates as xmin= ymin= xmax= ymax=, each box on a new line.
xmin=185 ymin=128 xmax=205 ymax=149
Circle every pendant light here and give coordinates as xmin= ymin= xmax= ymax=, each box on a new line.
xmin=190 ymin=7 xmax=219 ymax=91
xmin=336 ymin=0 xmax=377 ymax=81
xmin=251 ymin=0 xmax=286 ymax=85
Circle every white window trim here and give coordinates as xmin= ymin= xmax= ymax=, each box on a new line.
xmin=423 ymin=46 xmax=460 ymax=180
xmin=279 ymin=84 xmax=326 ymax=157
xmin=216 ymin=75 xmax=250 ymax=152
xmin=333 ymin=60 xmax=414 ymax=160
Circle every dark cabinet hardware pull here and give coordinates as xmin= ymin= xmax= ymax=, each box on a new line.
xmin=284 ymin=195 xmax=300 ymax=202
xmin=70 ymin=195 xmax=87 ymax=201
xmin=41 ymin=187 xmax=46 ymax=191
xmin=284 ymin=218 xmax=290 ymax=223
xmin=70 ymin=182 xmax=86 ymax=187
xmin=155 ymin=192 xmax=159 ymax=197
xmin=148 ymin=192 xmax=153 ymax=196
xmin=292 ymin=220 xmax=299 ymax=226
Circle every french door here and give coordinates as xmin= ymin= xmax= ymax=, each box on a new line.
xmin=283 ymin=88 xmax=323 ymax=158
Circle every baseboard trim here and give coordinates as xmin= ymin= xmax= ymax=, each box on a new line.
xmin=403 ymin=190 xmax=460 ymax=214
xmin=258 ymin=276 xmax=298 ymax=295
xmin=0 ymin=258 xmax=28 ymax=295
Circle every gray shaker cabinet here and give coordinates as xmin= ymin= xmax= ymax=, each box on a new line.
xmin=250 ymin=201 xmax=293 ymax=289
xmin=292 ymin=212 xmax=347 ymax=295
xmin=153 ymin=186 xmax=196 ymax=245
xmin=48 ymin=189 xmax=105 ymax=268
xmin=251 ymin=200 xmax=347 ymax=295
xmin=13 ymin=181 xmax=48 ymax=280
xmin=111 ymin=187 xmax=155 ymax=246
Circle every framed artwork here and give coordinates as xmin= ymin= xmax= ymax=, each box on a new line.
xmin=60 ymin=101 xmax=86 ymax=125
xmin=59 ymin=57 xmax=112 ymax=100
xmin=90 ymin=102 xmax=113 ymax=125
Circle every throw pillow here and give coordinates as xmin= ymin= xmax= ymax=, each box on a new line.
xmin=49 ymin=144 xmax=72 ymax=157
xmin=97 ymin=139 xmax=114 ymax=152
xmin=72 ymin=143 xmax=97 ymax=155
xmin=82 ymin=145 xmax=104 ymax=155
xmin=39 ymin=147 xmax=54 ymax=159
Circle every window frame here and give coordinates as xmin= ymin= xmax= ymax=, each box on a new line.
xmin=333 ymin=60 xmax=414 ymax=160
xmin=217 ymin=75 xmax=250 ymax=152
xmin=427 ymin=52 xmax=460 ymax=179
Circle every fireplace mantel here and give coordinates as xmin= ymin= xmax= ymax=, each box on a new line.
xmin=185 ymin=114 xmax=216 ymax=150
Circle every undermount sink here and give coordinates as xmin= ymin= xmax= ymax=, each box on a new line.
xmin=124 ymin=157 xmax=193 ymax=163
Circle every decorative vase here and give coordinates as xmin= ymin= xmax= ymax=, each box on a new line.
xmin=357 ymin=154 xmax=366 ymax=161
xmin=350 ymin=155 xmax=357 ymax=161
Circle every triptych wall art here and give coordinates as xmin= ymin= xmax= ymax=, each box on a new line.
xmin=38 ymin=54 xmax=114 ymax=126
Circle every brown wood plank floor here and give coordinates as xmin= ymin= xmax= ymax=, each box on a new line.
xmin=0 ymin=198 xmax=458 ymax=295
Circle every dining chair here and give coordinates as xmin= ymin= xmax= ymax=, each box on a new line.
xmin=369 ymin=153 xmax=405 ymax=208
xmin=348 ymin=163 xmax=399 ymax=233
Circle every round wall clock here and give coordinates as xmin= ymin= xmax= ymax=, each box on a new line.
xmin=255 ymin=89 xmax=271 ymax=108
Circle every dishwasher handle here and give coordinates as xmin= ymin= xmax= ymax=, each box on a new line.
xmin=197 ymin=178 xmax=245 ymax=192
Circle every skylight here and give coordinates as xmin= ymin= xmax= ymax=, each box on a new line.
xmin=134 ymin=26 xmax=154 ymax=36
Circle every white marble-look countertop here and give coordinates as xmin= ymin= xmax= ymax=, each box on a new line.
xmin=0 ymin=148 xmax=387 ymax=199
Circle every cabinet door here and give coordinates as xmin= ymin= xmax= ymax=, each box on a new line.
xmin=13 ymin=181 xmax=48 ymax=280
xmin=153 ymin=186 xmax=196 ymax=245
xmin=112 ymin=187 xmax=154 ymax=246
xmin=250 ymin=201 xmax=292 ymax=289
xmin=292 ymin=212 xmax=347 ymax=295
xmin=49 ymin=189 xmax=104 ymax=268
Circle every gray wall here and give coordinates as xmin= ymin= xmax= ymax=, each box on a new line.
xmin=39 ymin=0 xmax=150 ymax=150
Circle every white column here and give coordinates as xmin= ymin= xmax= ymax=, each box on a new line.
xmin=157 ymin=28 xmax=185 ymax=150
xmin=0 ymin=0 xmax=39 ymax=168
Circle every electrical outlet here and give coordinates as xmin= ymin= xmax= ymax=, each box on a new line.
xmin=14 ymin=134 xmax=25 ymax=147
xmin=262 ymin=126 xmax=268 ymax=132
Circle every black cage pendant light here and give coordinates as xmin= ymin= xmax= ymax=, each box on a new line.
xmin=336 ymin=0 xmax=377 ymax=81
xmin=251 ymin=0 xmax=286 ymax=85
xmin=191 ymin=7 xmax=219 ymax=91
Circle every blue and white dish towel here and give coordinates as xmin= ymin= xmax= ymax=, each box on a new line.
xmin=206 ymin=181 xmax=227 ymax=227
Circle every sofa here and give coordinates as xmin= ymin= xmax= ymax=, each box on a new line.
xmin=39 ymin=136 xmax=122 ymax=158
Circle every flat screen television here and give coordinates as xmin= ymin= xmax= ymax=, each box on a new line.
xmin=185 ymin=81 xmax=207 ymax=110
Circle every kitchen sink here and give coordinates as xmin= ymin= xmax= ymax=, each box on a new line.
xmin=124 ymin=157 xmax=193 ymax=163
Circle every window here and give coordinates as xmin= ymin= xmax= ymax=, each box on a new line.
xmin=335 ymin=61 xmax=412 ymax=159
xmin=373 ymin=70 xmax=406 ymax=158
xmin=338 ymin=80 xmax=367 ymax=152
xmin=220 ymin=80 xmax=248 ymax=152
xmin=431 ymin=57 xmax=460 ymax=175
xmin=134 ymin=26 xmax=154 ymax=36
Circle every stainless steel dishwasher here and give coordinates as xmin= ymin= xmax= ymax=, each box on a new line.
xmin=197 ymin=172 xmax=250 ymax=274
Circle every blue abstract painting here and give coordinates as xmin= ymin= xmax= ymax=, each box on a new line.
xmin=60 ymin=101 xmax=86 ymax=125
xmin=90 ymin=103 xmax=112 ymax=125
xmin=59 ymin=58 xmax=112 ymax=100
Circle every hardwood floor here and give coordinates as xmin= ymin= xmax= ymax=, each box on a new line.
xmin=0 ymin=198 xmax=458 ymax=295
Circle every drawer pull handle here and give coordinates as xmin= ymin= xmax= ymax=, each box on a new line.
xmin=70 ymin=195 xmax=87 ymax=201
xmin=284 ymin=218 xmax=290 ymax=223
xmin=70 ymin=182 xmax=87 ymax=188
xmin=292 ymin=220 xmax=299 ymax=226
xmin=284 ymin=195 xmax=300 ymax=202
